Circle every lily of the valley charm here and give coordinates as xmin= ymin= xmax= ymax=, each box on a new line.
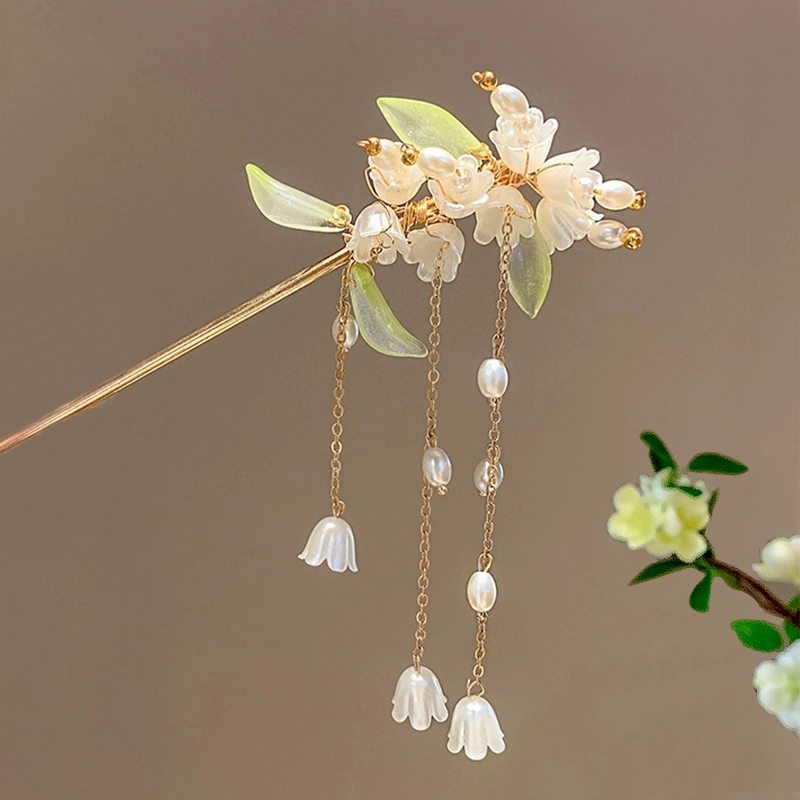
xmin=246 ymin=70 xmax=644 ymax=760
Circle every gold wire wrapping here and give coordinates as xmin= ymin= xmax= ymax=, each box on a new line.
xmin=411 ymin=245 xmax=446 ymax=671
xmin=466 ymin=209 xmax=512 ymax=699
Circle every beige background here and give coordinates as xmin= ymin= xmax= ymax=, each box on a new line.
xmin=1 ymin=1 xmax=799 ymax=797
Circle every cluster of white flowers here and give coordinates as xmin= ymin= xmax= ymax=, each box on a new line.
xmin=344 ymin=79 xmax=642 ymax=282
xmin=754 ymin=641 xmax=800 ymax=736
xmin=607 ymin=469 xmax=710 ymax=563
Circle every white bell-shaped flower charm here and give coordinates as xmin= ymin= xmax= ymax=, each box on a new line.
xmin=447 ymin=695 xmax=506 ymax=760
xmin=298 ymin=516 xmax=358 ymax=573
xmin=391 ymin=665 xmax=449 ymax=731
xmin=346 ymin=202 xmax=410 ymax=265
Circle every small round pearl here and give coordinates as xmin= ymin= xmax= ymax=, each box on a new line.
xmin=418 ymin=147 xmax=457 ymax=178
xmin=473 ymin=458 xmax=504 ymax=496
xmin=588 ymin=220 xmax=626 ymax=250
xmin=596 ymin=180 xmax=636 ymax=211
xmin=490 ymin=84 xmax=529 ymax=121
xmin=370 ymin=139 xmax=402 ymax=170
xmin=422 ymin=446 xmax=452 ymax=487
xmin=477 ymin=358 xmax=508 ymax=398
xmin=467 ymin=570 xmax=497 ymax=612
xmin=331 ymin=315 xmax=359 ymax=349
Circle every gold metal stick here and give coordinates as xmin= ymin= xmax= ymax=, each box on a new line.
xmin=0 ymin=248 xmax=349 ymax=456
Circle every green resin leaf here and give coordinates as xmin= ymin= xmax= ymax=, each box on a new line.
xmin=508 ymin=223 xmax=552 ymax=319
xmin=730 ymin=619 xmax=783 ymax=652
xmin=689 ymin=572 xmax=713 ymax=612
xmin=640 ymin=431 xmax=678 ymax=471
xmin=687 ymin=452 xmax=748 ymax=475
xmin=376 ymin=98 xmax=486 ymax=158
xmin=349 ymin=263 xmax=427 ymax=358
xmin=784 ymin=620 xmax=800 ymax=643
xmin=628 ymin=557 xmax=691 ymax=586
xmin=245 ymin=164 xmax=347 ymax=232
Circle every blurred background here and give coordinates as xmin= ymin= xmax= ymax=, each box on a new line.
xmin=1 ymin=1 xmax=798 ymax=797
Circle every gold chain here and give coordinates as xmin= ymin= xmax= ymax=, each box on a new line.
xmin=467 ymin=210 xmax=512 ymax=698
xmin=329 ymin=264 xmax=352 ymax=518
xmin=412 ymin=244 xmax=446 ymax=671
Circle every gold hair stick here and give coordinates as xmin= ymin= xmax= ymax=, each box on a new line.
xmin=0 ymin=248 xmax=349 ymax=455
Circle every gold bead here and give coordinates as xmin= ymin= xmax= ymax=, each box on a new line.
xmin=437 ymin=485 xmax=448 ymax=496
xmin=621 ymin=227 xmax=644 ymax=250
xmin=357 ymin=137 xmax=381 ymax=157
xmin=332 ymin=205 xmax=351 ymax=228
xmin=471 ymin=70 xmax=497 ymax=91
xmin=400 ymin=143 xmax=420 ymax=166
xmin=628 ymin=190 xmax=646 ymax=210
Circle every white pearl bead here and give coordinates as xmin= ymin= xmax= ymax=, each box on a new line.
xmin=587 ymin=220 xmax=626 ymax=250
xmin=467 ymin=570 xmax=497 ymax=612
xmin=422 ymin=446 xmax=452 ymax=487
xmin=418 ymin=147 xmax=457 ymax=178
xmin=473 ymin=458 xmax=504 ymax=496
xmin=331 ymin=315 xmax=359 ymax=348
xmin=477 ymin=358 xmax=508 ymax=398
xmin=370 ymin=139 xmax=402 ymax=170
xmin=596 ymin=180 xmax=636 ymax=211
xmin=490 ymin=84 xmax=529 ymax=121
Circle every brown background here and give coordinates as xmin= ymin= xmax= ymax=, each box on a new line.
xmin=1 ymin=1 xmax=799 ymax=797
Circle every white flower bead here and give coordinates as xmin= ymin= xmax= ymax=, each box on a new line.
xmin=753 ymin=537 xmax=800 ymax=586
xmin=754 ymin=641 xmax=800 ymax=734
xmin=490 ymin=84 xmax=529 ymax=121
xmin=391 ymin=665 xmax=449 ymax=730
xmin=477 ymin=358 xmax=508 ymax=398
xmin=596 ymin=179 xmax=636 ymax=211
xmin=331 ymin=315 xmax=359 ymax=349
xmin=447 ymin=695 xmax=506 ymax=760
xmin=404 ymin=222 xmax=465 ymax=283
xmin=489 ymin=107 xmax=558 ymax=175
xmin=473 ymin=186 xmax=534 ymax=248
xmin=428 ymin=154 xmax=494 ymax=219
xmin=422 ymin=446 xmax=452 ymax=487
xmin=467 ymin=570 xmax=497 ymax=612
xmin=473 ymin=458 xmax=504 ymax=495
xmin=346 ymin=202 xmax=410 ymax=264
xmin=368 ymin=141 xmax=425 ymax=206
xmin=588 ymin=220 xmax=626 ymax=250
xmin=607 ymin=469 xmax=710 ymax=563
xmin=418 ymin=147 xmax=457 ymax=178
xmin=298 ymin=516 xmax=358 ymax=573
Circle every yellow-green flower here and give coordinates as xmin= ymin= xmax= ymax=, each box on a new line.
xmin=607 ymin=470 xmax=709 ymax=563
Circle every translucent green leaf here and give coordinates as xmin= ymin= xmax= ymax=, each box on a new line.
xmin=730 ymin=619 xmax=783 ymax=652
xmin=629 ymin=557 xmax=692 ymax=586
xmin=689 ymin=572 xmax=713 ymax=613
xmin=640 ymin=431 xmax=677 ymax=471
xmin=508 ymin=222 xmax=552 ymax=319
xmin=376 ymin=98 xmax=485 ymax=158
xmin=784 ymin=619 xmax=800 ymax=643
xmin=245 ymin=164 xmax=348 ymax=232
xmin=687 ymin=452 xmax=748 ymax=475
xmin=349 ymin=263 xmax=427 ymax=358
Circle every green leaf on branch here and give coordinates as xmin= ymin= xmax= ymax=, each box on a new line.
xmin=629 ymin=557 xmax=692 ymax=586
xmin=687 ymin=453 xmax=748 ymax=475
xmin=730 ymin=619 xmax=784 ymax=652
xmin=689 ymin=572 xmax=714 ymax=613
xmin=788 ymin=595 xmax=800 ymax=612
xmin=640 ymin=431 xmax=677 ymax=472
xmin=784 ymin=620 xmax=800 ymax=643
xmin=707 ymin=489 xmax=719 ymax=516
xmin=676 ymin=485 xmax=704 ymax=498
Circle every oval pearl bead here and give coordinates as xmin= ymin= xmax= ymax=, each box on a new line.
xmin=473 ymin=458 xmax=504 ymax=496
xmin=467 ymin=570 xmax=497 ymax=612
xmin=422 ymin=446 xmax=452 ymax=487
xmin=588 ymin=220 xmax=626 ymax=250
xmin=370 ymin=139 xmax=402 ymax=169
xmin=596 ymin=180 xmax=636 ymax=211
xmin=490 ymin=84 xmax=529 ymax=121
xmin=418 ymin=147 xmax=457 ymax=178
xmin=331 ymin=315 xmax=359 ymax=349
xmin=477 ymin=358 xmax=508 ymax=398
